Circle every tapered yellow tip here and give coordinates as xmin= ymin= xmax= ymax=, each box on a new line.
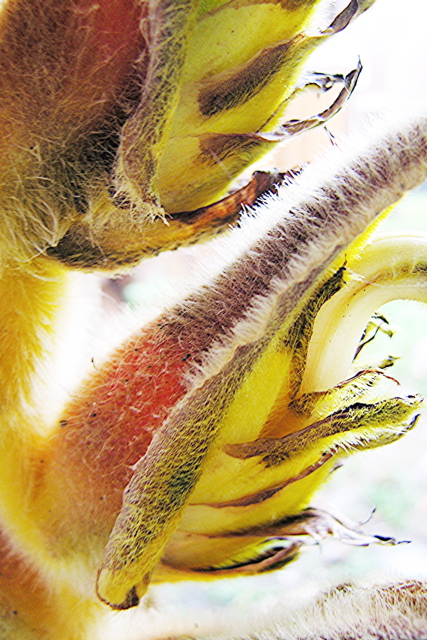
xmin=96 ymin=567 xmax=151 ymax=610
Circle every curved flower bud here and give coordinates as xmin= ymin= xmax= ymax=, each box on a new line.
xmin=93 ymin=116 xmax=427 ymax=608
xmin=0 ymin=0 xmax=368 ymax=269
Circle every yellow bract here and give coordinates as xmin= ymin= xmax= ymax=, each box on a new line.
xmin=157 ymin=0 xmax=324 ymax=212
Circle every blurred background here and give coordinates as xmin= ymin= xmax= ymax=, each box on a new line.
xmin=104 ymin=1 xmax=427 ymax=637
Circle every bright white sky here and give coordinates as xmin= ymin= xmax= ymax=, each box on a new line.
xmin=313 ymin=0 xmax=427 ymax=112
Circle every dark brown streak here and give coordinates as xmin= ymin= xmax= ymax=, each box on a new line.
xmin=193 ymin=542 xmax=301 ymax=575
xmin=171 ymin=170 xmax=289 ymax=225
xmin=198 ymin=40 xmax=294 ymax=118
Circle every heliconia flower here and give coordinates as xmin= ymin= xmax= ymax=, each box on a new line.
xmin=0 ymin=0 xmax=366 ymax=270
xmin=2 ymin=1 xmax=427 ymax=639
